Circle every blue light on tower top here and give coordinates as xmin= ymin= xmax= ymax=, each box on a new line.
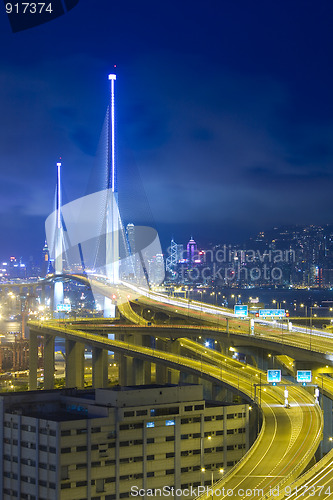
xmin=108 ymin=73 xmax=117 ymax=193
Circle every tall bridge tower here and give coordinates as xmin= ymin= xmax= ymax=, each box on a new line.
xmin=105 ymin=73 xmax=119 ymax=284
xmin=53 ymin=161 xmax=64 ymax=312
xmin=104 ymin=73 xmax=119 ymax=317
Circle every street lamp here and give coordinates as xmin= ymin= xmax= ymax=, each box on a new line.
xmin=201 ymin=466 xmax=224 ymax=487
xmin=272 ymin=299 xmax=286 ymax=309
xmin=198 ymin=289 xmax=202 ymax=319
xmin=231 ymin=294 xmax=240 ymax=307
xmin=300 ymin=303 xmax=314 ymax=350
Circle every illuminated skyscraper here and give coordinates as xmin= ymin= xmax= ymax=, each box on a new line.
xmin=126 ymin=223 xmax=135 ymax=255
xmin=187 ymin=237 xmax=198 ymax=265
xmin=42 ymin=240 xmax=50 ymax=276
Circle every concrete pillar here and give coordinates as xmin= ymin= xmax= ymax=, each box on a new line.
xmin=202 ymin=379 xmax=213 ymax=400
xmin=44 ymin=334 xmax=55 ymax=390
xmin=122 ymin=334 xmax=134 ymax=386
xmin=167 ymin=340 xmax=180 ymax=384
xmin=142 ymin=335 xmax=152 ymax=384
xmin=119 ymin=354 xmax=128 ymax=386
xmin=114 ymin=332 xmax=124 ymax=385
xmin=92 ymin=347 xmax=108 ymax=388
xmin=155 ymin=339 xmax=168 ymax=384
xmin=155 ymin=362 xmax=167 ymax=384
xmin=132 ymin=358 xmax=145 ymax=385
xmin=29 ymin=330 xmax=38 ymax=390
xmin=213 ymin=384 xmax=224 ymax=401
xmin=66 ymin=340 xmax=85 ymax=388
xmin=126 ymin=356 xmax=134 ymax=385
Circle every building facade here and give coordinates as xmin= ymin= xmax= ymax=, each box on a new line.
xmin=0 ymin=385 xmax=250 ymax=499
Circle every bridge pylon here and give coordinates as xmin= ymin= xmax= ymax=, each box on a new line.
xmin=53 ymin=161 xmax=64 ymax=316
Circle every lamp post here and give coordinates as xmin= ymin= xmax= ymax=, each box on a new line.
xmin=300 ymin=304 xmax=314 ymax=350
xmin=272 ymin=299 xmax=286 ymax=310
xmin=231 ymin=294 xmax=241 ymax=307
xmin=198 ymin=290 xmax=203 ymax=324
xmin=201 ymin=466 xmax=224 ymax=488
xmin=300 ymin=303 xmax=308 ymax=333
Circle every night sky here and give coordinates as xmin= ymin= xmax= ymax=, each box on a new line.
xmin=1 ymin=0 xmax=333 ymax=259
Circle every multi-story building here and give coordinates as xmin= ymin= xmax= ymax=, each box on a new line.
xmin=0 ymin=385 xmax=250 ymax=499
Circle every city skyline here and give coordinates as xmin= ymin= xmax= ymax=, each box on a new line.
xmin=1 ymin=1 xmax=333 ymax=257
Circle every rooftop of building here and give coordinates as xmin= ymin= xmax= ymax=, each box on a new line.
xmin=0 ymin=384 xmax=244 ymax=422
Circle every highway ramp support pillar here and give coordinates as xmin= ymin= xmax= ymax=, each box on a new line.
xmin=28 ymin=330 xmax=38 ymax=390
xmin=114 ymin=332 xmax=126 ymax=385
xmin=212 ymin=384 xmax=225 ymax=401
xmin=126 ymin=357 xmax=134 ymax=385
xmin=66 ymin=340 xmax=84 ymax=389
xmin=44 ymin=334 xmax=55 ymax=390
xmin=202 ymin=379 xmax=213 ymax=400
xmin=142 ymin=335 xmax=152 ymax=384
xmin=120 ymin=334 xmax=134 ymax=385
xmin=132 ymin=358 xmax=145 ymax=385
xmin=155 ymin=339 xmax=168 ymax=384
xmin=119 ymin=355 xmax=128 ymax=386
xmin=128 ymin=333 xmax=152 ymax=385
xmin=167 ymin=340 xmax=180 ymax=384
xmin=92 ymin=347 xmax=108 ymax=388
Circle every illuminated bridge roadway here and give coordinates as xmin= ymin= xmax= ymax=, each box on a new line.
xmin=81 ymin=279 xmax=333 ymax=376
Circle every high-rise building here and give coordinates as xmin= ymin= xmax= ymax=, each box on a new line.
xmin=0 ymin=385 xmax=250 ymax=499
xmin=187 ymin=238 xmax=198 ymax=265
xmin=125 ymin=223 xmax=143 ymax=283
xmin=148 ymin=253 xmax=164 ymax=285
xmin=126 ymin=223 xmax=135 ymax=255
xmin=8 ymin=257 xmax=26 ymax=279
xmin=41 ymin=240 xmax=50 ymax=277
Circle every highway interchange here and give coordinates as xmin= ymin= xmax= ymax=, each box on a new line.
xmin=28 ymin=277 xmax=333 ymax=499
xmin=21 ymin=274 xmax=333 ymax=498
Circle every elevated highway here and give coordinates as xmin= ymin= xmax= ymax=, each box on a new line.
xmin=88 ymin=280 xmax=333 ymax=364
xmin=67 ymin=321 xmax=333 ymax=367
xmin=27 ymin=320 xmax=323 ymax=499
